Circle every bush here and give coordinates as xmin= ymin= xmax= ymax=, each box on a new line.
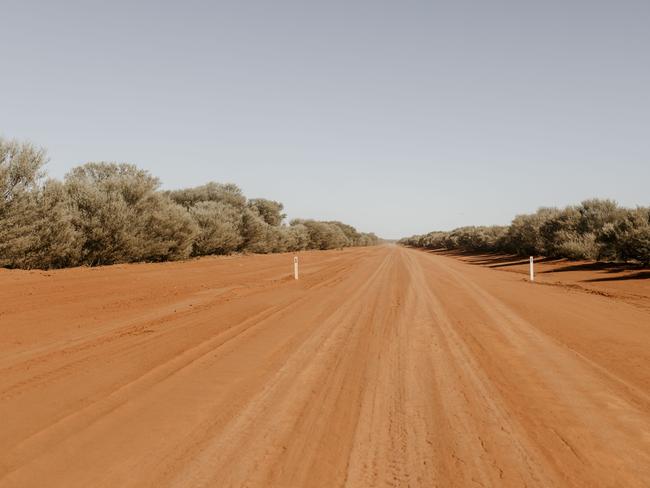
xmin=248 ymin=198 xmax=285 ymax=226
xmin=240 ymin=208 xmax=272 ymax=253
xmin=64 ymin=162 xmax=197 ymax=265
xmin=10 ymin=180 xmax=83 ymax=269
xmin=0 ymin=138 xmax=45 ymax=203
xmin=505 ymin=208 xmax=559 ymax=255
xmin=292 ymin=220 xmax=350 ymax=250
xmin=0 ymin=138 xmax=379 ymax=269
xmin=134 ymin=194 xmax=197 ymax=262
xmin=167 ymin=182 xmax=246 ymax=209
xmin=0 ymin=139 xmax=63 ymax=268
xmin=400 ymin=199 xmax=650 ymax=265
xmin=357 ymin=232 xmax=380 ymax=247
xmin=285 ymin=224 xmax=310 ymax=251
xmin=599 ymin=208 xmax=650 ymax=265
xmin=189 ymin=201 xmax=243 ymax=255
xmin=552 ymin=231 xmax=598 ymax=260
xmin=538 ymin=200 xmax=622 ymax=260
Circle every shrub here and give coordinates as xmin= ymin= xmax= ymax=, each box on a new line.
xmin=64 ymin=163 xmax=151 ymax=265
xmin=285 ymin=223 xmax=311 ymax=251
xmin=0 ymin=138 xmax=379 ymax=269
xmin=189 ymin=201 xmax=243 ymax=255
xmin=167 ymin=182 xmax=246 ymax=209
xmin=65 ymin=162 xmax=198 ymax=265
xmin=134 ymin=194 xmax=198 ymax=262
xmin=506 ymin=208 xmax=559 ymax=255
xmin=552 ymin=231 xmax=598 ymax=260
xmin=327 ymin=221 xmax=360 ymax=244
xmin=293 ymin=220 xmax=350 ymax=250
xmin=240 ymin=208 xmax=272 ymax=253
xmin=539 ymin=200 xmax=622 ymax=259
xmin=400 ymin=200 xmax=649 ymax=265
xmin=0 ymin=139 xmax=63 ymax=268
xmin=11 ymin=180 xmax=83 ymax=269
xmin=599 ymin=208 xmax=650 ymax=265
xmin=248 ymin=198 xmax=285 ymax=226
xmin=357 ymin=232 xmax=380 ymax=246
xmin=0 ymin=138 xmax=45 ymax=203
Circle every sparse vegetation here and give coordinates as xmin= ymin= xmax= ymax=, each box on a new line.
xmin=0 ymin=138 xmax=379 ymax=269
xmin=399 ymin=199 xmax=650 ymax=265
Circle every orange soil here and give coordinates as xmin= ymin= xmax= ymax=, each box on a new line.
xmin=1 ymin=245 xmax=649 ymax=487
xmin=439 ymin=249 xmax=650 ymax=311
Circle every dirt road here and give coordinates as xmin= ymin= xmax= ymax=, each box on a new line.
xmin=1 ymin=245 xmax=649 ymax=487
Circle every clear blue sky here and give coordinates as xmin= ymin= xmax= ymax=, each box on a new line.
xmin=2 ymin=1 xmax=649 ymax=238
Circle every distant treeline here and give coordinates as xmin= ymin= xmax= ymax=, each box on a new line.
xmin=0 ymin=138 xmax=378 ymax=269
xmin=399 ymin=199 xmax=650 ymax=265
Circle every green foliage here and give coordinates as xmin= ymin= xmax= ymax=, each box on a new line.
xmin=291 ymin=220 xmax=350 ymax=250
xmin=0 ymin=138 xmax=61 ymax=268
xmin=357 ymin=232 xmax=380 ymax=247
xmin=240 ymin=208 xmax=274 ymax=253
xmin=505 ymin=208 xmax=559 ymax=255
xmin=400 ymin=199 xmax=650 ymax=265
xmin=0 ymin=137 xmax=379 ymax=269
xmin=248 ymin=198 xmax=286 ymax=226
xmin=0 ymin=138 xmax=46 ymax=203
xmin=552 ymin=231 xmax=598 ymax=260
xmin=598 ymin=208 xmax=650 ymax=264
xmin=189 ymin=201 xmax=243 ymax=255
xmin=134 ymin=194 xmax=197 ymax=262
xmin=12 ymin=180 xmax=83 ymax=269
xmin=166 ymin=182 xmax=246 ymax=208
xmin=63 ymin=162 xmax=197 ymax=265
xmin=284 ymin=224 xmax=311 ymax=251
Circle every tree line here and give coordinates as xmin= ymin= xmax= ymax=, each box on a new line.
xmin=0 ymin=138 xmax=378 ymax=269
xmin=399 ymin=199 xmax=650 ymax=265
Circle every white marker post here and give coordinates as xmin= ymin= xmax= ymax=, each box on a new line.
xmin=529 ymin=256 xmax=535 ymax=282
xmin=294 ymin=256 xmax=299 ymax=280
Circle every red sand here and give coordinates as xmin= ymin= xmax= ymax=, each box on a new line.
xmin=1 ymin=245 xmax=649 ymax=487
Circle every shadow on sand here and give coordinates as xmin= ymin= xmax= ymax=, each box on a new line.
xmin=417 ymin=248 xmax=650 ymax=281
xmin=544 ymin=261 xmax=647 ymax=275
xmin=423 ymin=249 xmax=557 ymax=268
xmin=583 ymin=271 xmax=650 ymax=282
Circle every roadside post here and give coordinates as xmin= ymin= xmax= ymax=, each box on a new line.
xmin=529 ymin=256 xmax=534 ymax=282
xmin=294 ymin=256 xmax=299 ymax=280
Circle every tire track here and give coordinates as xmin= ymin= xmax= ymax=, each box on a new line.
xmin=409 ymin=248 xmax=650 ymax=487
xmin=1 ymin=245 xmax=649 ymax=487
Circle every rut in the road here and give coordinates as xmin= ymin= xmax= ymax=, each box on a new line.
xmin=1 ymin=246 xmax=649 ymax=488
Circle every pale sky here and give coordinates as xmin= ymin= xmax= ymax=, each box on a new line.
xmin=2 ymin=0 xmax=649 ymax=238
